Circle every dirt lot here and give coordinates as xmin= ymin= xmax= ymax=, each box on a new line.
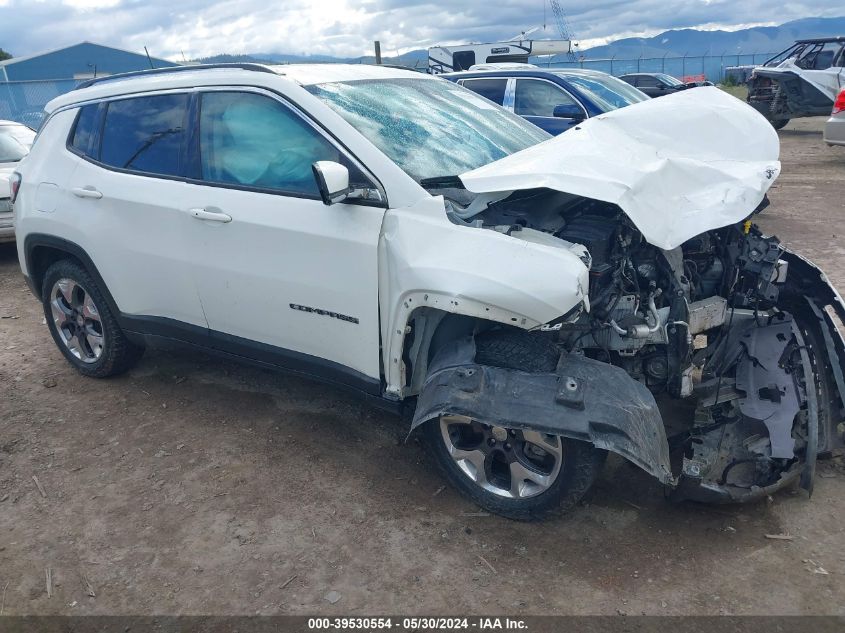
xmin=1 ymin=118 xmax=844 ymax=616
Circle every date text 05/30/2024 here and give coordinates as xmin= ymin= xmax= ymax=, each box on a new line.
xmin=307 ymin=617 xmax=528 ymax=630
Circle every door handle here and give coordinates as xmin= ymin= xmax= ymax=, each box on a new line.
xmin=189 ymin=208 xmax=232 ymax=223
xmin=71 ymin=186 xmax=103 ymax=199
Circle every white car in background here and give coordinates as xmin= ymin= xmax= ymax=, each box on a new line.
xmin=0 ymin=120 xmax=36 ymax=242
xmin=824 ymin=88 xmax=845 ymax=146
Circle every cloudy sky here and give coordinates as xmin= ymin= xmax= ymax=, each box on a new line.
xmin=0 ymin=0 xmax=842 ymax=60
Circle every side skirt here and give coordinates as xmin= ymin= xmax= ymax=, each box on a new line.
xmin=119 ymin=314 xmax=397 ymax=413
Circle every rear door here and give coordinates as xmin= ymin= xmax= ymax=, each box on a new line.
xmin=512 ymin=78 xmax=585 ymax=134
xmin=180 ymin=88 xmax=386 ymax=390
xmin=62 ymin=93 xmax=208 ymax=330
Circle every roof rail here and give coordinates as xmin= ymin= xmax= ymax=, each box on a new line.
xmin=795 ymin=36 xmax=845 ymax=44
xmin=74 ymin=63 xmax=279 ymax=90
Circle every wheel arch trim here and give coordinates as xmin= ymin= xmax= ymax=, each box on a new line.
xmin=23 ymin=233 xmax=121 ymax=317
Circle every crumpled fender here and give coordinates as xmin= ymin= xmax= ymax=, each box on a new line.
xmin=783 ymin=249 xmax=845 ymax=452
xmin=410 ymin=338 xmax=675 ymax=486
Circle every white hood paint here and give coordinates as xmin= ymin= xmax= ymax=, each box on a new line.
xmin=459 ymin=87 xmax=781 ymax=251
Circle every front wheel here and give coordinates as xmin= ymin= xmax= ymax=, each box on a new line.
xmin=424 ymin=415 xmax=605 ymax=521
xmin=422 ymin=331 xmax=606 ymax=521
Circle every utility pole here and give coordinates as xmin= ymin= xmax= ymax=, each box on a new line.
xmin=374 ymin=41 xmax=382 ymax=65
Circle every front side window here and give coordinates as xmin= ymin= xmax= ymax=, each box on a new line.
xmin=198 ymin=91 xmax=340 ymax=196
xmin=556 ymin=74 xmax=650 ymax=111
xmin=461 ymin=78 xmax=508 ymax=105
xmin=100 ymin=94 xmax=187 ymax=176
xmin=514 ymin=79 xmax=578 ymax=117
xmin=69 ymin=105 xmax=99 ymax=157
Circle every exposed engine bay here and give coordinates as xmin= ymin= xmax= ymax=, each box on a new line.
xmin=435 ymin=187 xmax=845 ymax=502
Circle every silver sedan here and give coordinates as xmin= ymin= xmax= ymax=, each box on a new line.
xmin=824 ymin=89 xmax=845 ymax=146
xmin=0 ymin=120 xmax=36 ymax=242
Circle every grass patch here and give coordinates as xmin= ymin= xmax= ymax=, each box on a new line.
xmin=719 ymin=84 xmax=748 ymax=101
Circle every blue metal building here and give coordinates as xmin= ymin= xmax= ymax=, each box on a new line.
xmin=0 ymin=42 xmax=178 ymax=126
xmin=0 ymin=41 xmax=177 ymax=81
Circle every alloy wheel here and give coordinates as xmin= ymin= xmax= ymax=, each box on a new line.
xmin=439 ymin=415 xmax=563 ymax=499
xmin=49 ymin=278 xmax=105 ymax=364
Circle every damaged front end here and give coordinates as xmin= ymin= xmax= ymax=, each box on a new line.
xmin=667 ymin=239 xmax=845 ymax=502
xmin=411 ymin=209 xmax=845 ymax=503
xmin=407 ymin=87 xmax=845 ymax=505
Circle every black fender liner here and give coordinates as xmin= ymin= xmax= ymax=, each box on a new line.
xmin=410 ymin=337 xmax=675 ymax=486
xmin=783 ymin=249 xmax=845 ymax=452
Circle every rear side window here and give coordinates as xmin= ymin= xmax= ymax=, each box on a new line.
xmin=461 ymin=78 xmax=508 ymax=106
xmin=100 ymin=94 xmax=188 ymax=176
xmin=69 ymin=105 xmax=99 ymax=157
xmin=197 ymin=91 xmax=341 ymax=196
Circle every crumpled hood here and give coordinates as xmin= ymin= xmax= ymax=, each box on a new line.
xmin=459 ymin=86 xmax=781 ymax=251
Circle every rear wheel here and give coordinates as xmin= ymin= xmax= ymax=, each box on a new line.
xmin=42 ymin=259 xmax=144 ymax=378
xmin=423 ymin=331 xmax=606 ymax=521
xmin=770 ymin=118 xmax=790 ymax=130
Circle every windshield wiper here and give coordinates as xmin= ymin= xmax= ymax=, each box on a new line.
xmin=419 ymin=175 xmax=465 ymax=189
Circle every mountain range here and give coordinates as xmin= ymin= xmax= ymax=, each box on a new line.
xmin=196 ymin=15 xmax=845 ymax=66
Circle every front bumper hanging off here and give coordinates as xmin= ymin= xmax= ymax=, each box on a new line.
xmin=410 ymin=337 xmax=676 ymax=487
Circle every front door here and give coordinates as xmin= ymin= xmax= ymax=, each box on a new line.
xmin=512 ymin=78 xmax=585 ymax=134
xmin=182 ymin=89 xmax=385 ymax=390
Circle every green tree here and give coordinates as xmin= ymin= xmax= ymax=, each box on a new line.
xmin=0 ymin=48 xmax=11 ymax=61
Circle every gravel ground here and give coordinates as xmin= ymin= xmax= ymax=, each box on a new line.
xmin=0 ymin=117 xmax=844 ymax=616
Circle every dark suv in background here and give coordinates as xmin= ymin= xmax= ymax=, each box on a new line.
xmin=618 ymin=72 xmax=712 ymax=98
xmin=443 ymin=68 xmax=649 ymax=135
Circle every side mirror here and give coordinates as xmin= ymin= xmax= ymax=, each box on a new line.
xmin=552 ymin=103 xmax=585 ymax=120
xmin=312 ymin=161 xmax=351 ymax=205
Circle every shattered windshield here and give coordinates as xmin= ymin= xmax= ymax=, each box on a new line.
xmin=306 ymin=78 xmax=550 ymax=183
xmin=556 ymin=73 xmax=650 ymax=111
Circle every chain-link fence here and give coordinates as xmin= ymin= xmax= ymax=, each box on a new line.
xmin=0 ymin=53 xmax=780 ymax=126
xmin=0 ymin=79 xmax=82 ymax=127
xmin=542 ymin=52 xmax=776 ymax=83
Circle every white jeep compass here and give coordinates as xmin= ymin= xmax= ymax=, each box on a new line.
xmin=12 ymin=63 xmax=845 ymax=520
